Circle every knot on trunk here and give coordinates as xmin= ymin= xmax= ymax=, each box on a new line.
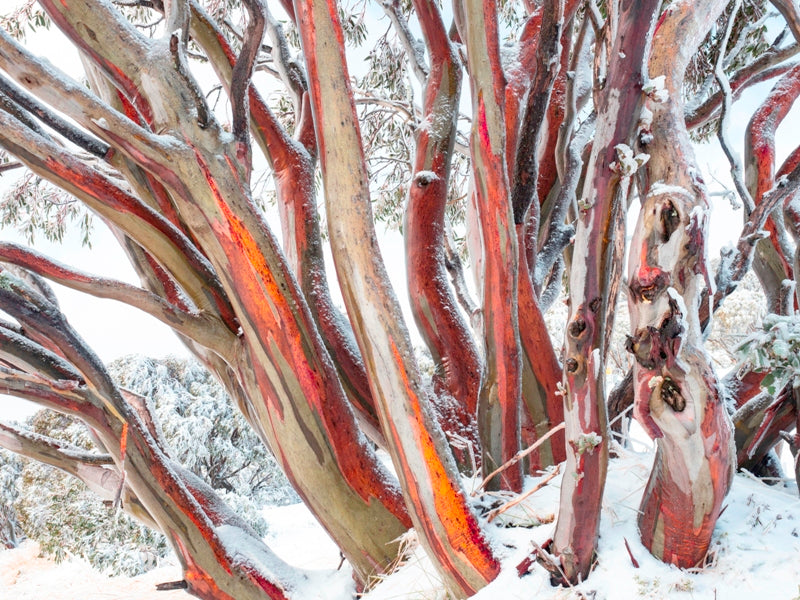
xmin=626 ymin=308 xmax=683 ymax=369
xmin=629 ymin=268 xmax=670 ymax=303
xmin=650 ymin=375 xmax=686 ymax=412
xmin=568 ymin=317 xmax=587 ymax=338
xmin=658 ymin=199 xmax=681 ymax=243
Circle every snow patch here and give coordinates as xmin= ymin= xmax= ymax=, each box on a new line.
xmin=643 ymin=75 xmax=669 ymax=103
xmin=609 ymin=144 xmax=649 ymax=177
xmin=3 ymin=452 xmax=799 ymax=600
xmin=646 ymin=182 xmax=695 ymax=199
xmin=414 ymin=170 xmax=440 ymax=186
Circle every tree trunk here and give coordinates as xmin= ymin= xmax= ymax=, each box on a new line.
xmin=631 ymin=0 xmax=734 ymax=568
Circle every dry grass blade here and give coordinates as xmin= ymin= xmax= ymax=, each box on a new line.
xmin=487 ymin=464 xmax=562 ymax=523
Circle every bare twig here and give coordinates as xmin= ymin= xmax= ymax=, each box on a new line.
xmin=715 ymin=0 xmax=756 ymax=214
xmin=156 ymin=580 xmax=189 ymax=591
xmin=487 ymin=464 xmax=561 ymax=522
xmin=0 ymin=160 xmax=23 ymax=174
xmin=475 ymin=422 xmax=566 ymax=494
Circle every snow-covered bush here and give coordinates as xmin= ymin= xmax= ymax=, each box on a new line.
xmin=14 ymin=457 xmax=169 ymax=575
xmin=0 ymin=356 xmax=298 ymax=575
xmin=108 ymin=355 xmax=299 ymax=509
xmin=737 ymin=313 xmax=800 ymax=395
xmin=0 ymin=450 xmax=23 ymax=548
xmin=709 ymin=266 xmax=766 ymax=371
xmin=0 ymin=409 xmax=169 ymax=575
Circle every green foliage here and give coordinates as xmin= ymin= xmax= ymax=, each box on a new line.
xmin=356 ymin=34 xmax=417 ymax=231
xmin=736 ymin=313 xmax=800 ymax=396
xmin=0 ymin=171 xmax=93 ymax=247
xmin=0 ymin=0 xmax=50 ymax=41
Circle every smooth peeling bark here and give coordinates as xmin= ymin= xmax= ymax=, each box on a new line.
xmin=405 ymin=0 xmax=482 ymax=470
xmin=19 ymin=0 xmax=411 ymax=583
xmin=186 ymin=4 xmax=381 ymax=436
xmin=0 ymin=30 xmax=240 ymax=337
xmin=0 ymin=242 xmax=230 ymax=354
xmin=274 ymin=161 xmax=384 ymax=443
xmin=525 ymin=0 xmax=582 ymax=282
xmin=173 ymin=150 xmax=412 ymax=581
xmin=504 ymin=11 xmax=542 ymax=180
xmin=631 ymin=0 xmax=734 ymax=569
xmin=551 ymin=0 xmax=661 ymax=584
xmin=532 ymin=0 xmax=581 ymax=220
xmin=510 ymin=0 xmax=563 ymax=226
xmin=733 ymin=386 xmax=797 ymax=472
xmin=461 ymin=0 xmax=523 ymax=493
xmin=138 ymin=144 xmax=412 ymax=578
xmin=635 ymin=379 xmax=733 ymax=568
xmin=516 ymin=228 xmax=565 ymax=469
xmin=292 ymin=0 xmax=499 ymax=595
xmin=511 ymin=5 xmax=572 ymax=456
xmin=37 ymin=0 xmax=155 ymax=126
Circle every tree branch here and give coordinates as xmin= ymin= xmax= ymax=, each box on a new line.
xmin=0 ymin=321 xmax=83 ymax=383
xmin=0 ymin=73 xmax=110 ymax=158
xmin=294 ymin=0 xmax=499 ymax=593
xmin=0 ymin=242 xmax=235 ymax=355
xmin=0 ymin=421 xmax=142 ymax=512
xmin=382 ymin=0 xmax=429 ymax=84
xmin=715 ymin=0 xmax=756 ymax=214
xmin=553 ymin=0 xmax=661 ymax=583
xmin=0 ymin=109 xmax=237 ymax=335
xmin=708 ymin=165 xmax=800 ymax=323
xmin=461 ymin=0 xmax=523 ymax=493
xmin=264 ymin=5 xmax=307 ymax=107
xmin=403 ymin=0 xmax=482 ymax=471
xmin=0 ymin=26 xmax=178 ymax=168
xmin=629 ymin=0 xmax=734 ymax=572
xmin=511 ymin=0 xmax=564 ymax=225
xmin=686 ymin=44 xmax=800 ymax=131
xmin=770 ymin=0 xmax=800 ymax=45
xmin=231 ymin=0 xmax=266 ymax=147
xmin=744 ymin=61 xmax=800 ymax=309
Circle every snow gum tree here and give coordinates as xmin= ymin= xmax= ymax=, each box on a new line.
xmin=0 ymin=0 xmax=799 ymax=597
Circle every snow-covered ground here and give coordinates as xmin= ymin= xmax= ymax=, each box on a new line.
xmin=2 ymin=445 xmax=798 ymax=600
xmin=0 ymin=540 xmax=185 ymax=599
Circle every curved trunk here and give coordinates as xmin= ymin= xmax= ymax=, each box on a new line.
xmin=404 ymin=3 xmax=482 ymax=471
xmin=632 ymin=0 xmax=734 ymax=568
xmin=11 ymin=0 xmax=412 ymax=585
